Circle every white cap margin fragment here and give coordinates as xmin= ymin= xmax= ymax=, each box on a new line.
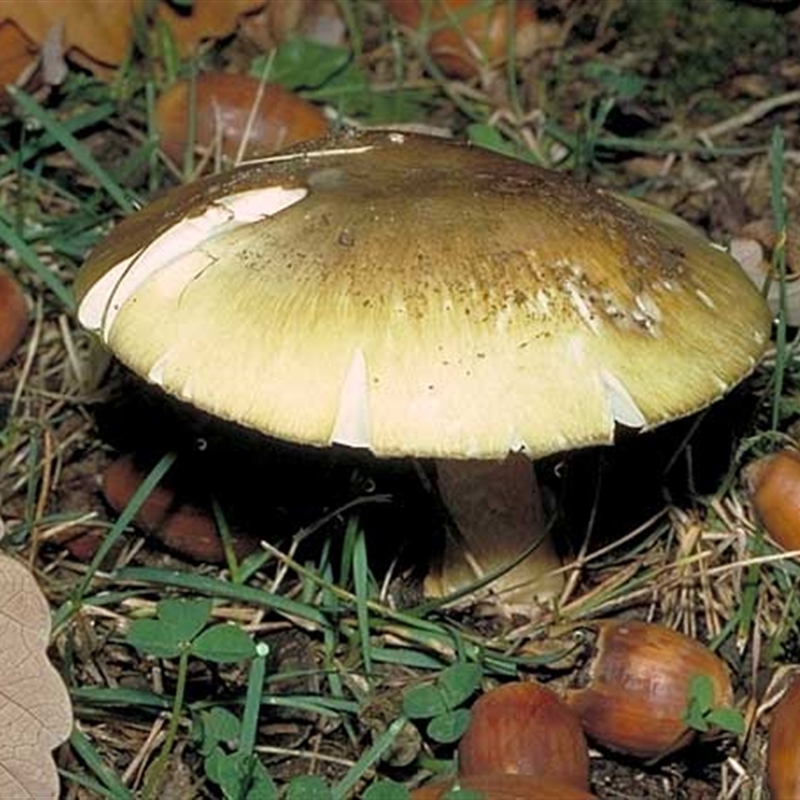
xmin=330 ymin=348 xmax=371 ymax=449
xmin=78 ymin=186 xmax=308 ymax=341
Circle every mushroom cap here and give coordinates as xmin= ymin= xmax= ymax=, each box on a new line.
xmin=75 ymin=131 xmax=771 ymax=459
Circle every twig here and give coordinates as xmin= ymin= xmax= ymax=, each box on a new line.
xmin=698 ymin=90 xmax=800 ymax=140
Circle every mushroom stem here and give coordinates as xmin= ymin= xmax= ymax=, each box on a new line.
xmin=425 ymin=452 xmax=564 ymax=606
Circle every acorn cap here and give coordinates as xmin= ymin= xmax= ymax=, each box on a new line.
xmin=75 ymin=131 xmax=771 ymax=459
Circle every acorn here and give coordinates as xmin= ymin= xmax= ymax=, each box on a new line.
xmin=156 ymin=73 xmax=328 ymax=165
xmin=0 ymin=269 xmax=29 ymax=367
xmin=102 ymin=454 xmax=259 ymax=563
xmin=565 ymin=621 xmax=734 ymax=759
xmin=744 ymin=450 xmax=800 ymax=552
xmin=410 ymin=773 xmax=597 ymax=800
xmin=768 ymin=673 xmax=800 ymax=800
xmin=458 ymin=681 xmax=589 ymax=790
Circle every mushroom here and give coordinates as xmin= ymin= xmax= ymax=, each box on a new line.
xmin=74 ymin=131 xmax=771 ymax=608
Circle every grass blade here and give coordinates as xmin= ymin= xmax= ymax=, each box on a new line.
xmin=351 ymin=517 xmax=373 ymax=675
xmin=0 ymin=215 xmax=74 ymax=309
xmin=69 ymin=728 xmax=133 ymax=799
xmin=53 ymin=453 xmax=177 ymax=631
xmin=239 ymin=642 xmax=269 ymax=755
xmin=8 ymin=87 xmax=134 ymax=213
xmin=114 ymin=566 xmax=328 ymax=626
xmin=332 ymin=716 xmax=408 ymax=800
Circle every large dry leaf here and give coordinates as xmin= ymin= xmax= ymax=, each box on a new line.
xmin=239 ymin=0 xmax=344 ymax=50
xmin=387 ymin=0 xmax=542 ymax=79
xmin=0 ymin=20 xmax=37 ymax=88
xmin=0 ymin=0 xmax=264 ymax=79
xmin=157 ymin=0 xmax=266 ymax=55
xmin=0 ymin=555 xmax=72 ymax=800
xmin=0 ymin=0 xmax=138 ymax=68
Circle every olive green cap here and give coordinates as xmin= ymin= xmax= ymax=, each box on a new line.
xmin=75 ymin=131 xmax=771 ymax=459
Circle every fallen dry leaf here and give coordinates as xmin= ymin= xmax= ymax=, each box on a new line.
xmin=0 ymin=0 xmax=265 ymax=80
xmin=387 ymin=0 xmax=542 ymax=80
xmin=731 ymin=215 xmax=800 ymax=325
xmin=0 ymin=20 xmax=37 ymax=89
xmin=741 ymin=216 xmax=800 ymax=273
xmin=0 ymin=0 xmax=137 ymax=71
xmin=239 ymin=0 xmax=344 ymax=50
xmin=157 ymin=0 xmax=266 ymax=55
xmin=0 ymin=555 xmax=72 ymax=800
